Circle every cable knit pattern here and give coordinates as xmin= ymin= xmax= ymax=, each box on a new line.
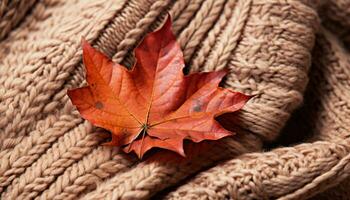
xmin=0 ymin=0 xmax=350 ymax=199
xmin=164 ymin=141 xmax=350 ymax=199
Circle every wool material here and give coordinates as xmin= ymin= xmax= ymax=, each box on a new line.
xmin=0 ymin=0 xmax=349 ymax=199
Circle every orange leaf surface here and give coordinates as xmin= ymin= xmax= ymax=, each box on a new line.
xmin=67 ymin=16 xmax=251 ymax=158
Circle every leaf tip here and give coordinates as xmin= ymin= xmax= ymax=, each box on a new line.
xmin=154 ymin=12 xmax=173 ymax=36
xmin=221 ymin=67 xmax=230 ymax=75
xmin=132 ymin=148 xmax=146 ymax=160
xmin=178 ymin=149 xmax=186 ymax=158
xmin=138 ymin=153 xmax=144 ymax=160
xmin=66 ymin=89 xmax=77 ymax=102
xmin=175 ymin=143 xmax=186 ymax=157
xmin=81 ymin=37 xmax=92 ymax=51
xmin=217 ymin=68 xmax=230 ymax=81
xmin=66 ymin=89 xmax=73 ymax=97
xmin=244 ymin=93 xmax=255 ymax=103
xmin=165 ymin=12 xmax=172 ymax=27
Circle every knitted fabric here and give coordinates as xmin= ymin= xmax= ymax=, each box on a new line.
xmin=0 ymin=0 xmax=349 ymax=199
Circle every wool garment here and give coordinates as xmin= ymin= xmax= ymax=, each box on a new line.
xmin=0 ymin=0 xmax=349 ymax=199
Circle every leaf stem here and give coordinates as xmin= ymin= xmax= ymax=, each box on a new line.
xmin=139 ymin=126 xmax=147 ymax=159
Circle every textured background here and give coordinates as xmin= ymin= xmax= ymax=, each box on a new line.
xmin=0 ymin=0 xmax=349 ymax=199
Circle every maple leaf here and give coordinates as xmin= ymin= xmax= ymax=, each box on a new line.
xmin=67 ymin=16 xmax=251 ymax=158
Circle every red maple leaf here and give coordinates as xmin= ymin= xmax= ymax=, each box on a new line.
xmin=67 ymin=16 xmax=251 ymax=158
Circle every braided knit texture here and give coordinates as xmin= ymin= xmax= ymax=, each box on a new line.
xmin=0 ymin=0 xmax=349 ymax=199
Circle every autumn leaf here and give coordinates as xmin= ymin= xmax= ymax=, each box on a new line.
xmin=67 ymin=16 xmax=251 ymax=158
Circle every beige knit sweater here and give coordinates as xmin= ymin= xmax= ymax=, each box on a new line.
xmin=0 ymin=0 xmax=350 ymax=199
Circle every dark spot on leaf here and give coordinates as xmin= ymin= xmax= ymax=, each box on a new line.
xmin=193 ymin=105 xmax=201 ymax=112
xmin=95 ymin=101 xmax=103 ymax=109
xmin=192 ymin=100 xmax=202 ymax=112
